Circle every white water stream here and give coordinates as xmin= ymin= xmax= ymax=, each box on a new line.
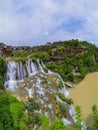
xmin=4 ymin=59 xmax=87 ymax=129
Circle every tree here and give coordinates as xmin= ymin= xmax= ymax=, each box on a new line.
xmin=91 ymin=105 xmax=98 ymax=130
xmin=56 ymin=46 xmax=63 ymax=52
xmin=50 ymin=119 xmax=67 ymax=130
xmin=10 ymin=102 xmax=28 ymax=130
xmin=0 ymin=93 xmax=28 ymax=130
xmin=0 ymin=58 xmax=6 ymax=89
xmin=41 ymin=115 xmax=49 ymax=130
xmin=75 ymin=106 xmax=82 ymax=130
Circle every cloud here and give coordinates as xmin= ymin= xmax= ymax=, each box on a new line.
xmin=0 ymin=0 xmax=98 ymax=46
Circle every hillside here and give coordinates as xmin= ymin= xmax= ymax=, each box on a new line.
xmin=0 ymin=39 xmax=98 ymax=130
xmin=1 ymin=39 xmax=98 ymax=84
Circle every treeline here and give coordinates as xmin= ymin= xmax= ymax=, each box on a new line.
xmin=12 ymin=39 xmax=98 ymax=84
xmin=44 ymin=40 xmax=98 ymax=83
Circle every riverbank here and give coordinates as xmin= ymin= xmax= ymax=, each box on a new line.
xmin=70 ymin=72 xmax=98 ymax=127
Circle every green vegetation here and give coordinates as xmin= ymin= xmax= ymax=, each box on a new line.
xmin=0 ymin=58 xmax=6 ymax=89
xmin=0 ymin=89 xmax=98 ymax=129
xmin=11 ymin=39 xmax=98 ymax=84
xmin=58 ymin=93 xmax=74 ymax=105
xmin=91 ymin=105 xmax=98 ymax=130
xmin=57 ymin=102 xmax=67 ymax=117
xmin=0 ymin=93 xmax=28 ymax=130
xmin=44 ymin=40 xmax=98 ymax=84
xmin=43 ymin=67 xmax=48 ymax=73
xmin=50 ymin=119 xmax=67 ymax=130
xmin=74 ymin=106 xmax=82 ymax=130
xmin=12 ymin=50 xmax=29 ymax=58
xmin=73 ymin=105 xmax=98 ymax=130
xmin=40 ymin=115 xmax=50 ymax=130
xmin=2 ymin=39 xmax=98 ymax=129
xmin=25 ymin=98 xmax=41 ymax=128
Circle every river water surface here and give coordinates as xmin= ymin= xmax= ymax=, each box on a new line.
xmin=70 ymin=72 xmax=98 ymax=127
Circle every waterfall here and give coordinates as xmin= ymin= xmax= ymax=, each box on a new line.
xmin=6 ymin=61 xmax=25 ymax=81
xmin=25 ymin=59 xmax=44 ymax=76
xmin=48 ymin=70 xmax=69 ymax=97
xmin=5 ymin=61 xmax=18 ymax=90
xmin=6 ymin=61 xmax=17 ymax=81
xmin=4 ymin=59 xmax=69 ymax=97
xmin=4 ymin=59 xmax=86 ymax=128
xmin=4 ymin=60 xmax=43 ymax=90
xmin=17 ymin=62 xmax=24 ymax=80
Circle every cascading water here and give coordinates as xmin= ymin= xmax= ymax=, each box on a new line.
xmin=6 ymin=61 xmax=17 ymax=81
xmin=48 ymin=70 xmax=69 ymax=97
xmin=26 ymin=60 xmax=38 ymax=76
xmin=4 ymin=60 xmax=42 ymax=90
xmin=4 ymin=59 xmax=86 ymax=129
xmin=5 ymin=61 xmax=18 ymax=90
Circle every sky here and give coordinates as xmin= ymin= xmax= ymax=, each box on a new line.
xmin=0 ymin=0 xmax=98 ymax=46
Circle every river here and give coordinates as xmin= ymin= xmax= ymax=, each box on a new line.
xmin=70 ymin=72 xmax=98 ymax=127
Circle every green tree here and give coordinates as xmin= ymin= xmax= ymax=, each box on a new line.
xmin=75 ymin=106 xmax=82 ymax=130
xmin=50 ymin=119 xmax=67 ymax=130
xmin=41 ymin=115 xmax=49 ymax=130
xmin=0 ymin=93 xmax=28 ymax=130
xmin=10 ymin=102 xmax=28 ymax=130
xmin=91 ymin=105 xmax=98 ymax=130
xmin=0 ymin=58 xmax=6 ymax=89
xmin=56 ymin=46 xmax=63 ymax=52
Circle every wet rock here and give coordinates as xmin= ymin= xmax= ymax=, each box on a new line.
xmin=65 ymin=82 xmax=75 ymax=88
xmin=20 ymin=83 xmax=26 ymax=88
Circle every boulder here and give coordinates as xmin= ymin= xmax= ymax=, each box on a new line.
xmin=65 ymin=82 xmax=75 ymax=88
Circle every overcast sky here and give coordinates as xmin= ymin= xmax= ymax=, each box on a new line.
xmin=0 ymin=0 xmax=98 ymax=46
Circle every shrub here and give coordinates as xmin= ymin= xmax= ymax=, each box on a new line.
xmin=50 ymin=119 xmax=67 ymax=130
xmin=41 ymin=115 xmax=49 ymax=130
xmin=58 ymin=93 xmax=74 ymax=105
xmin=0 ymin=93 xmax=28 ymax=130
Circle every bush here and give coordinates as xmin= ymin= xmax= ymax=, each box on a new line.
xmin=0 ymin=58 xmax=6 ymax=75
xmin=43 ymin=67 xmax=48 ymax=73
xmin=26 ymin=98 xmax=41 ymax=128
xmin=57 ymin=102 xmax=67 ymax=117
xmin=41 ymin=115 xmax=49 ymax=130
xmin=91 ymin=105 xmax=98 ymax=130
xmin=0 ymin=93 xmax=28 ymax=130
xmin=75 ymin=106 xmax=82 ymax=130
xmin=26 ymin=98 xmax=40 ymax=112
xmin=50 ymin=119 xmax=67 ymax=130
xmin=58 ymin=93 xmax=74 ymax=105
xmin=0 ymin=58 xmax=6 ymax=90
